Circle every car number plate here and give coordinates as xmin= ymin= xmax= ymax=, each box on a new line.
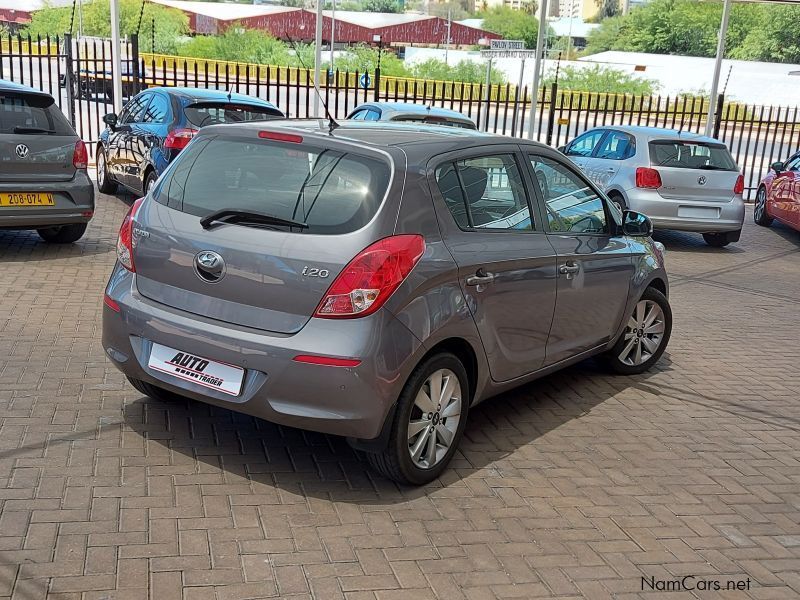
xmin=677 ymin=206 xmax=720 ymax=219
xmin=147 ymin=343 xmax=244 ymax=396
xmin=0 ymin=192 xmax=55 ymax=207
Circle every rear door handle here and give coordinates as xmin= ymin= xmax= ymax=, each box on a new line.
xmin=466 ymin=269 xmax=495 ymax=286
xmin=559 ymin=262 xmax=580 ymax=278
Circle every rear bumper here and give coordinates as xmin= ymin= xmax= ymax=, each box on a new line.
xmin=0 ymin=171 xmax=95 ymax=229
xmin=625 ymin=189 xmax=745 ymax=233
xmin=102 ymin=266 xmax=423 ymax=441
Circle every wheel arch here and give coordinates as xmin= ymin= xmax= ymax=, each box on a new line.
xmin=646 ymin=276 xmax=667 ymax=297
xmin=419 ymin=337 xmax=479 ymax=405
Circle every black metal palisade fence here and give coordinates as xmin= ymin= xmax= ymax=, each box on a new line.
xmin=2 ymin=33 xmax=799 ymax=200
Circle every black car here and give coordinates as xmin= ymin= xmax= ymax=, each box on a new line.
xmin=96 ymin=87 xmax=284 ymax=196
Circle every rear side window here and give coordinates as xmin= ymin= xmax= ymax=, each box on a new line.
xmin=595 ymin=130 xmax=635 ymax=160
xmin=649 ymin=140 xmax=737 ymax=171
xmin=183 ymin=103 xmax=282 ymax=128
xmin=0 ymin=92 xmax=74 ymax=135
xmin=155 ymin=135 xmax=391 ymax=235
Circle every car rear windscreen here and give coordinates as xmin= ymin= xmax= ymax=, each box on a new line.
xmin=392 ymin=116 xmax=475 ymax=129
xmin=154 ymin=135 xmax=391 ymax=234
xmin=184 ymin=102 xmax=283 ymax=128
xmin=0 ymin=92 xmax=74 ymax=135
xmin=648 ymin=140 xmax=737 ymax=171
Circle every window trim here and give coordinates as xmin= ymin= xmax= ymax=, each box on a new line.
xmin=431 ymin=150 xmax=539 ymax=234
xmin=565 ymin=129 xmax=608 ymax=158
xmin=525 ymin=151 xmax=615 ymax=237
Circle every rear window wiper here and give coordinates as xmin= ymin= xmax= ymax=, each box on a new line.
xmin=13 ymin=126 xmax=56 ymax=134
xmin=200 ymin=208 xmax=309 ymax=231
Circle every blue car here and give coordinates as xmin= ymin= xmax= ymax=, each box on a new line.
xmin=97 ymin=87 xmax=284 ymax=196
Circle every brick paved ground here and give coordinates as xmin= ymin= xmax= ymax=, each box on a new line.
xmin=0 ymin=190 xmax=799 ymax=600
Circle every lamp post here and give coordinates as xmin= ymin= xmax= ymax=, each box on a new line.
xmin=373 ymin=34 xmax=382 ymax=101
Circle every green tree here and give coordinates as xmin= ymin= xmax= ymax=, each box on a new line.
xmin=362 ymin=0 xmax=401 ymax=13
xmin=176 ymin=27 xmax=313 ymax=68
xmin=410 ymin=58 xmax=506 ymax=84
xmin=595 ymin=0 xmax=620 ymax=20
xmin=480 ymin=7 xmax=541 ymax=49
xmin=731 ymin=5 xmax=800 ymax=63
xmin=25 ymin=0 xmax=188 ymax=54
xmin=329 ymin=44 xmax=409 ymax=77
xmin=543 ymin=64 xmax=658 ymax=95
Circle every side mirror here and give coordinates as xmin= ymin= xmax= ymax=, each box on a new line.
xmin=771 ymin=161 xmax=784 ymax=174
xmin=622 ymin=210 xmax=653 ymax=237
xmin=103 ymin=113 xmax=118 ymax=129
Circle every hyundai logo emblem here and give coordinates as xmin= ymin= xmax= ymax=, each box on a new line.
xmin=697 ymin=175 xmax=707 ymax=185
xmin=15 ymin=144 xmax=29 ymax=159
xmin=194 ymin=251 xmax=225 ymax=283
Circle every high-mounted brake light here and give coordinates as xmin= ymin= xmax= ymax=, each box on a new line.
xmin=293 ymin=355 xmax=362 ymax=367
xmin=314 ymin=235 xmax=426 ymax=319
xmin=164 ymin=128 xmax=198 ymax=150
xmin=734 ymin=174 xmax=744 ymax=195
xmin=636 ymin=167 xmax=662 ymax=189
xmin=258 ymin=131 xmax=303 ymax=144
xmin=116 ymin=197 xmax=145 ymax=272
xmin=73 ymin=140 xmax=88 ymax=169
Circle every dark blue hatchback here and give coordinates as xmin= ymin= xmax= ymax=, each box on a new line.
xmin=97 ymin=87 xmax=283 ymax=196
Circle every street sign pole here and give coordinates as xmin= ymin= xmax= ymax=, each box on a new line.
xmin=110 ymin=0 xmax=123 ymax=113
xmin=482 ymin=58 xmax=492 ymax=132
xmin=314 ymin=0 xmax=323 ymax=117
xmin=527 ymin=0 xmax=548 ymax=140
xmin=705 ymin=0 xmax=731 ymax=137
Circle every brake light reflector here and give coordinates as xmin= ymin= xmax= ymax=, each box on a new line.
xmin=164 ymin=128 xmax=198 ymax=150
xmin=293 ymin=355 xmax=362 ymax=367
xmin=103 ymin=293 xmax=120 ymax=312
xmin=117 ymin=197 xmax=145 ymax=272
xmin=258 ymin=130 xmax=303 ymax=143
xmin=734 ymin=174 xmax=744 ymax=195
xmin=73 ymin=140 xmax=88 ymax=169
xmin=314 ymin=235 xmax=426 ymax=319
xmin=636 ymin=167 xmax=662 ymax=189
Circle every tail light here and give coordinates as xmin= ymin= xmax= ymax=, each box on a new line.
xmin=164 ymin=128 xmax=198 ymax=150
xmin=636 ymin=167 xmax=662 ymax=189
xmin=734 ymin=174 xmax=744 ymax=195
xmin=314 ymin=235 xmax=426 ymax=319
xmin=103 ymin=293 xmax=120 ymax=312
xmin=73 ymin=140 xmax=88 ymax=169
xmin=117 ymin=197 xmax=145 ymax=272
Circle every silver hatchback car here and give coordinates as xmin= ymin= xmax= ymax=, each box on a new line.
xmin=103 ymin=121 xmax=671 ymax=484
xmin=561 ymin=126 xmax=745 ymax=247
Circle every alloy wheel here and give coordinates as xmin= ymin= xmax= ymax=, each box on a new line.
xmin=407 ymin=368 xmax=462 ymax=470
xmin=618 ymin=300 xmax=666 ymax=366
xmin=97 ymin=153 xmax=105 ymax=187
xmin=754 ymin=187 xmax=766 ymax=221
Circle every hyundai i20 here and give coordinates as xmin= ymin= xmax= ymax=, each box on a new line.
xmin=103 ymin=121 xmax=672 ymax=484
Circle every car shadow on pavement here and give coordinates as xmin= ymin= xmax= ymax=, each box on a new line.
xmin=120 ymin=354 xmax=674 ymax=502
xmin=0 ymin=229 xmax=115 ymax=260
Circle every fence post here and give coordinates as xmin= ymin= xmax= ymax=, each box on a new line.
xmin=712 ymin=93 xmax=724 ymax=139
xmin=130 ymin=34 xmax=140 ymax=95
xmin=374 ymin=66 xmax=380 ymax=102
xmin=545 ymin=82 xmax=557 ymax=147
xmin=63 ymin=32 xmax=76 ymax=127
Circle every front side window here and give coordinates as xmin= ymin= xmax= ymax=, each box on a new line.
xmin=435 ymin=154 xmax=533 ymax=231
xmin=154 ymin=135 xmax=391 ymax=235
xmin=783 ymin=154 xmax=800 ymax=171
xmin=595 ymin=130 xmax=635 ymax=160
xmin=566 ymin=129 xmax=605 ymax=157
xmin=530 ymin=155 xmax=608 ymax=234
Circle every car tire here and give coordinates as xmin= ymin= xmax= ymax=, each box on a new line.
xmin=127 ymin=376 xmax=187 ymax=403
xmin=36 ymin=223 xmax=88 ymax=244
xmin=753 ymin=186 xmax=773 ymax=227
xmin=143 ymin=170 xmax=158 ymax=195
xmin=96 ymin=147 xmax=118 ymax=194
xmin=603 ymin=286 xmax=672 ymax=376
xmin=366 ymin=353 xmax=470 ymax=485
xmin=702 ymin=232 xmax=734 ymax=247
xmin=608 ymin=192 xmax=627 ymax=212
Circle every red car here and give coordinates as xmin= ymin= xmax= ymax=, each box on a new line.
xmin=754 ymin=152 xmax=800 ymax=231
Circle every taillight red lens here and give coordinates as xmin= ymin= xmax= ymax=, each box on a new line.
xmin=73 ymin=140 xmax=88 ymax=169
xmin=314 ymin=235 xmax=426 ymax=319
xmin=734 ymin=174 xmax=744 ymax=195
xmin=164 ymin=128 xmax=198 ymax=150
xmin=117 ymin=197 xmax=145 ymax=272
xmin=103 ymin=293 xmax=120 ymax=312
xmin=293 ymin=355 xmax=361 ymax=367
xmin=636 ymin=167 xmax=662 ymax=189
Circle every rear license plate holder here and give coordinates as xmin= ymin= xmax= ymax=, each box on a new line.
xmin=147 ymin=343 xmax=244 ymax=396
xmin=677 ymin=206 xmax=720 ymax=219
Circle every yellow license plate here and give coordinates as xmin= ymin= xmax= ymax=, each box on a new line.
xmin=0 ymin=193 xmax=55 ymax=207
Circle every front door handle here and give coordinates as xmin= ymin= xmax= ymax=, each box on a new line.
xmin=559 ymin=262 xmax=580 ymax=279
xmin=466 ymin=269 xmax=495 ymax=286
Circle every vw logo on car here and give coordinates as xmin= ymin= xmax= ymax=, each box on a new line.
xmin=697 ymin=175 xmax=707 ymax=185
xmin=194 ymin=250 xmax=225 ymax=283
xmin=15 ymin=144 xmax=29 ymax=159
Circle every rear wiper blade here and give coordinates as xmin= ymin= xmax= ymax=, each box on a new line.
xmin=200 ymin=209 xmax=309 ymax=231
xmin=13 ymin=126 xmax=56 ymax=134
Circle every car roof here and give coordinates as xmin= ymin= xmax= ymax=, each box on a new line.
xmin=146 ymin=87 xmax=281 ymax=111
xmin=0 ymin=78 xmax=53 ymax=99
xmin=200 ymin=119 xmax=553 ymax=160
xmin=351 ymin=102 xmax=474 ymax=122
xmin=594 ymin=125 xmax=723 ymax=144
